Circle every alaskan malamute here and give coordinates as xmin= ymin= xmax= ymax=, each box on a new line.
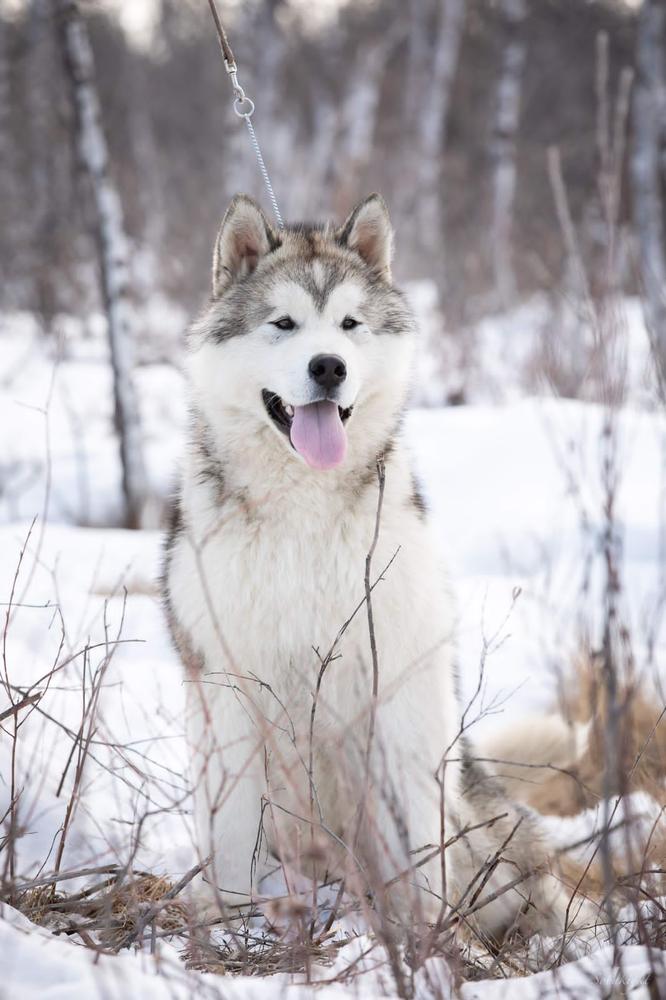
xmin=162 ymin=194 xmax=587 ymax=937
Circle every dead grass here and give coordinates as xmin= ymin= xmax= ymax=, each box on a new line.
xmin=16 ymin=871 xmax=187 ymax=945
xmin=12 ymin=864 xmax=348 ymax=978
xmin=537 ymin=653 xmax=666 ymax=818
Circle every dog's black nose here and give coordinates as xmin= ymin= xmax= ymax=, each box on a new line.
xmin=308 ymin=354 xmax=347 ymax=392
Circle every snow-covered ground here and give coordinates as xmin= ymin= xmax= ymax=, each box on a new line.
xmin=1 ymin=298 xmax=665 ymax=996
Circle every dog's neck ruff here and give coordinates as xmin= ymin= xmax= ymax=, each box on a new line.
xmin=186 ymin=407 xmax=403 ymax=531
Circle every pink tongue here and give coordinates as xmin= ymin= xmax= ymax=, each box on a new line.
xmin=290 ymin=401 xmax=347 ymax=470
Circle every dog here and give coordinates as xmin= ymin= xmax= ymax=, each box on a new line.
xmin=162 ymin=193 xmax=591 ymax=939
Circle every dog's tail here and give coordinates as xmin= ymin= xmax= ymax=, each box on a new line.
xmin=478 ymin=654 xmax=666 ymax=817
xmin=479 ymin=712 xmax=591 ymax=815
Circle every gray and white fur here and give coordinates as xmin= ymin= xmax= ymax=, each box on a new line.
xmin=162 ymin=193 xmax=590 ymax=938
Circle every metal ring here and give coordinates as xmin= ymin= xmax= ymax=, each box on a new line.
xmin=234 ymin=95 xmax=255 ymax=118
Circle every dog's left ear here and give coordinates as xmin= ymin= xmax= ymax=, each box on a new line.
xmin=337 ymin=194 xmax=394 ymax=280
xmin=212 ymin=194 xmax=278 ymax=297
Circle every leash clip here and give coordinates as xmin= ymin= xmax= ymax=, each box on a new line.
xmin=225 ymin=62 xmax=255 ymax=118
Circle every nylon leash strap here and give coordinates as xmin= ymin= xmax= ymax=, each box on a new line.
xmin=206 ymin=0 xmax=284 ymax=229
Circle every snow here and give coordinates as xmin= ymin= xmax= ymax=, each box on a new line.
xmin=459 ymin=944 xmax=661 ymax=998
xmin=1 ymin=898 xmax=664 ymax=998
xmin=0 ymin=317 xmax=185 ymax=525
xmin=408 ymin=397 xmax=666 ymax=727
xmin=1 ymin=904 xmax=211 ymax=1000
xmin=1 ymin=295 xmax=665 ymax=996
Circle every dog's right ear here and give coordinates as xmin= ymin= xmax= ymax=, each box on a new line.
xmin=337 ymin=194 xmax=394 ymax=280
xmin=212 ymin=195 xmax=277 ymax=297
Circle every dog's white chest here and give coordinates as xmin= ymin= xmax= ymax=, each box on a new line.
xmin=169 ymin=499 xmax=374 ymax=694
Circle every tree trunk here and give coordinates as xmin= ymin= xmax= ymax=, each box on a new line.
xmin=26 ymin=0 xmax=60 ymax=327
xmin=0 ymin=5 xmax=13 ymax=279
xmin=414 ymin=0 xmax=466 ymax=275
xmin=332 ymin=26 xmax=403 ymax=217
xmin=296 ymin=87 xmax=338 ymax=219
xmin=489 ymin=0 xmax=527 ymax=310
xmin=404 ymin=0 xmax=430 ymax=126
xmin=56 ymin=0 xmax=147 ymax=528
xmin=631 ymin=0 xmax=666 ymax=383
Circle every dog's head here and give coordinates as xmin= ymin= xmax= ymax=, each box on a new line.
xmin=188 ymin=194 xmax=416 ymax=473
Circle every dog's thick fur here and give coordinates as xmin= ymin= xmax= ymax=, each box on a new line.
xmin=162 ymin=194 xmax=588 ymax=938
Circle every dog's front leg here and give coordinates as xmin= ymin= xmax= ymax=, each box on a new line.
xmin=342 ymin=689 xmax=449 ymax=925
xmin=186 ymin=677 xmax=269 ymax=910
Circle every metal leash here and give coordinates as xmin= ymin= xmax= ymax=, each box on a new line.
xmin=206 ymin=0 xmax=284 ymax=230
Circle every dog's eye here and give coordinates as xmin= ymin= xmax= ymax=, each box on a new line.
xmin=272 ymin=316 xmax=296 ymax=331
xmin=341 ymin=316 xmax=360 ymax=330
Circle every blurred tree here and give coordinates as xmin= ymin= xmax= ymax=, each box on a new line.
xmin=0 ymin=0 xmax=641 ymax=330
xmin=0 ymin=4 xmax=13 ymax=294
xmin=26 ymin=0 xmax=59 ymax=329
xmin=489 ymin=0 xmax=527 ymax=309
xmin=56 ymin=0 xmax=147 ymax=529
xmin=331 ymin=23 xmax=404 ymax=218
xmin=413 ymin=0 xmax=466 ymax=283
xmin=631 ymin=0 xmax=666 ymax=383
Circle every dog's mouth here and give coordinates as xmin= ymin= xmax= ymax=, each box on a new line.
xmin=262 ymin=389 xmax=352 ymax=471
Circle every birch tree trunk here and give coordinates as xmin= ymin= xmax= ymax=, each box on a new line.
xmin=631 ymin=0 xmax=666 ymax=382
xmin=404 ymin=0 xmax=430 ymax=126
xmin=296 ymin=87 xmax=337 ymax=219
xmin=57 ymin=0 xmax=147 ymax=528
xmin=414 ymin=0 xmax=466 ymax=276
xmin=489 ymin=0 xmax=527 ymax=309
xmin=0 ymin=6 xmax=13 ymax=275
xmin=26 ymin=0 xmax=59 ymax=326
xmin=332 ymin=26 xmax=403 ymax=217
